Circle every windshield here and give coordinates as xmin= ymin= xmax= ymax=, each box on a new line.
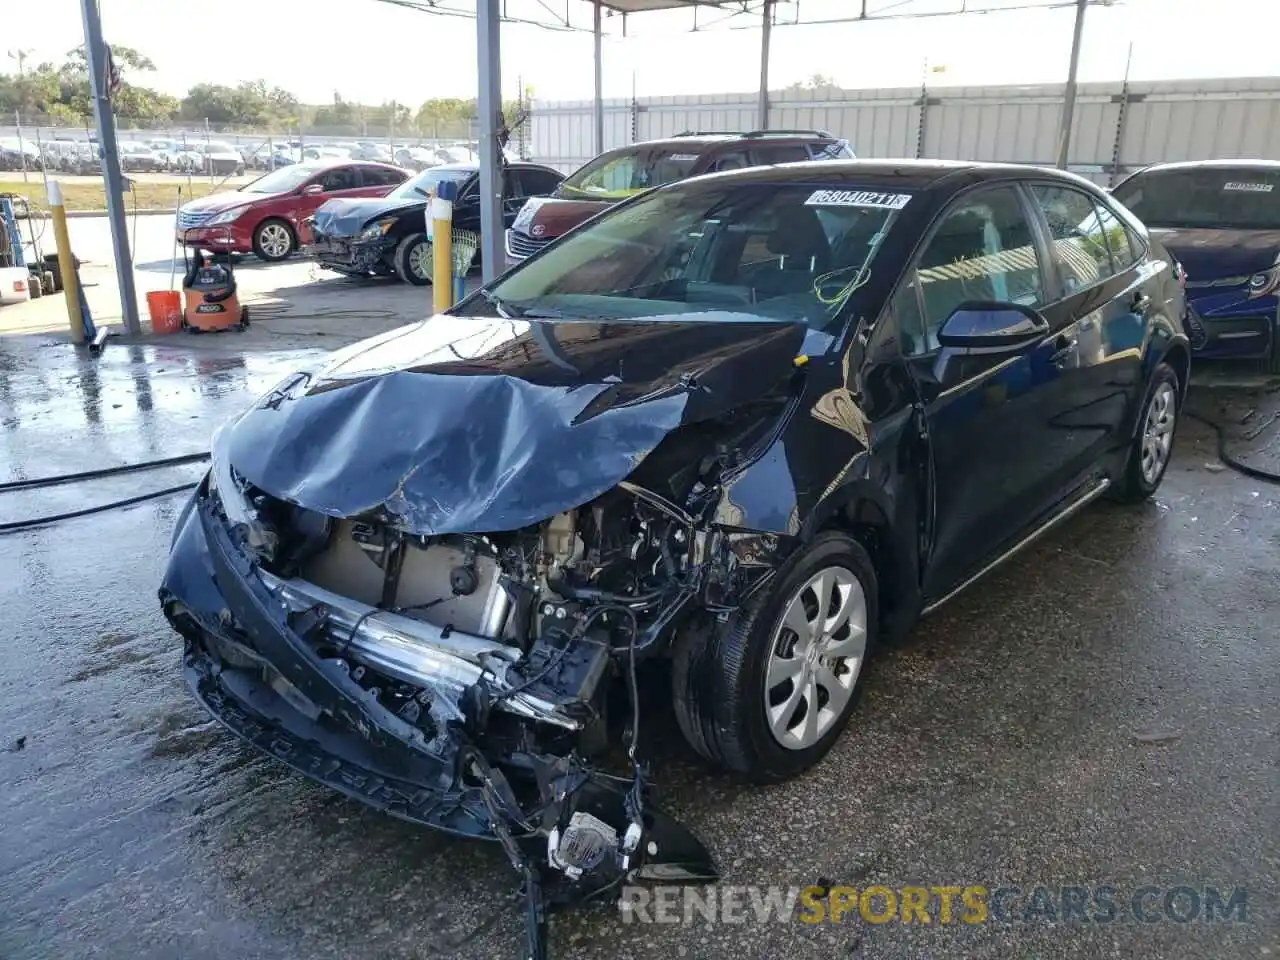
xmin=242 ymin=165 xmax=319 ymax=194
xmin=390 ymin=166 xmax=474 ymax=199
xmin=487 ymin=181 xmax=909 ymax=329
xmin=1114 ymin=167 xmax=1280 ymax=230
xmin=556 ymin=145 xmax=705 ymax=199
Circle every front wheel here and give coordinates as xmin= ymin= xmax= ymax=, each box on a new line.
xmin=394 ymin=234 xmax=432 ymax=286
xmin=672 ymin=531 xmax=878 ymax=782
xmin=252 ymin=218 xmax=295 ymax=262
xmin=1114 ymin=362 xmax=1180 ymax=501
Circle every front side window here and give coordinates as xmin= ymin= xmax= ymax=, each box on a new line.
xmin=389 ymin=167 xmax=474 ymax=200
xmin=897 ymin=186 xmax=1044 ymax=356
xmin=487 ymin=181 xmax=910 ymax=329
xmin=1031 ymin=184 xmax=1114 ymax=293
xmin=321 ymin=167 xmax=357 ymax=192
xmin=1112 ymin=166 xmax=1280 ymax=230
xmin=556 ymin=146 xmax=704 ymax=199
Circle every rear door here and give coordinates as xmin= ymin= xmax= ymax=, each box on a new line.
xmin=1027 ymin=182 xmax=1156 ymax=482
xmin=894 ymin=183 xmax=1067 ymax=599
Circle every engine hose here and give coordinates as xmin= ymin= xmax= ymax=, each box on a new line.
xmin=0 ymin=482 xmax=196 ymax=535
xmin=1183 ymin=410 xmax=1280 ymax=485
xmin=0 ymin=451 xmax=210 ymax=494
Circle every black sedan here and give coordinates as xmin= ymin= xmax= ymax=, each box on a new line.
xmin=302 ymin=161 xmax=564 ymax=284
xmin=160 ymin=160 xmax=1187 ymax=959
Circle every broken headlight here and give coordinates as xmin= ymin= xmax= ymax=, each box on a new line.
xmin=209 ymin=422 xmax=277 ymax=558
xmin=358 ymin=218 xmax=396 ymax=241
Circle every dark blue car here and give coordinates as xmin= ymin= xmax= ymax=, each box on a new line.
xmin=1113 ymin=160 xmax=1280 ymax=370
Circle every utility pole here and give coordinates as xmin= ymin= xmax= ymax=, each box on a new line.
xmin=79 ymin=0 xmax=140 ymax=336
xmin=757 ymin=0 xmax=774 ymax=130
xmin=476 ymin=0 xmax=504 ymax=282
xmin=1055 ymin=0 xmax=1089 ymax=169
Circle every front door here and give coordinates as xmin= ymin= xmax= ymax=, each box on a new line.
xmin=894 ymin=184 xmax=1079 ymax=600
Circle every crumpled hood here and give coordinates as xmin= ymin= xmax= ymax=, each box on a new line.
xmin=312 ymin=196 xmax=425 ymax=238
xmin=1152 ymin=227 xmax=1280 ymax=280
xmin=224 ymin=313 xmax=806 ymax=533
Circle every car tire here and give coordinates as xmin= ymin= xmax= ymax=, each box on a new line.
xmin=42 ymin=270 xmax=58 ymax=294
xmin=672 ymin=531 xmax=878 ymax=783
xmin=28 ymin=274 xmax=43 ymax=299
xmin=251 ymin=218 xmax=295 ymax=262
xmin=394 ymin=234 xmax=433 ymax=286
xmin=1114 ymin=361 xmax=1180 ymax=502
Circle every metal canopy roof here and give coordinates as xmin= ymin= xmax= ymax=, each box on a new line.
xmin=597 ymin=0 xmax=736 ymax=12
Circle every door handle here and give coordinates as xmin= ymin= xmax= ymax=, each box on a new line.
xmin=1049 ymin=333 xmax=1077 ymax=365
xmin=1132 ymin=292 xmax=1152 ymax=312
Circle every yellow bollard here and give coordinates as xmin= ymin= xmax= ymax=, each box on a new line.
xmin=47 ymin=181 xmax=85 ymax=344
xmin=431 ymin=184 xmax=454 ymax=313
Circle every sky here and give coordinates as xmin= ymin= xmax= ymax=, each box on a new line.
xmin=4 ymin=0 xmax=1276 ymax=107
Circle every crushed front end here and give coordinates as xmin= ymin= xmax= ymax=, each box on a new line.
xmin=160 ymin=445 xmax=724 ymax=959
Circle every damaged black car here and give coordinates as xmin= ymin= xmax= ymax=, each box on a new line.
xmin=161 ymin=160 xmax=1189 ymax=958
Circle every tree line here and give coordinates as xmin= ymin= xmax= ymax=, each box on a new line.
xmin=1 ymin=47 xmax=514 ymax=132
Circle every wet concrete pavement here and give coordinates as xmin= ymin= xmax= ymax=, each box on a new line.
xmin=0 ymin=332 xmax=1276 ymax=960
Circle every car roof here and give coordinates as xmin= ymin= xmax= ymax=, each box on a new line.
xmin=431 ymin=161 xmax=562 ymax=174
xmin=1125 ymin=159 xmax=1280 ymax=174
xmin=677 ymin=158 xmax=1103 ymax=193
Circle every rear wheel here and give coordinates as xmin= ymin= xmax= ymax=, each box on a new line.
xmin=1115 ymin=362 xmax=1180 ymax=501
xmin=394 ymin=234 xmax=432 ymax=286
xmin=27 ymin=274 xmax=42 ymax=299
xmin=42 ymin=270 xmax=58 ymax=294
xmin=672 ymin=531 xmax=877 ymax=782
xmin=252 ymin=218 xmax=295 ymax=262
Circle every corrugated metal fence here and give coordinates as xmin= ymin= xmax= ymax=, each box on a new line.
xmin=530 ymin=76 xmax=1280 ymax=184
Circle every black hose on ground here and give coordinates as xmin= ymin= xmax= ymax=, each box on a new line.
xmin=1183 ymin=410 xmax=1280 ymax=485
xmin=0 ymin=482 xmax=196 ymax=535
xmin=0 ymin=451 xmax=210 ymax=494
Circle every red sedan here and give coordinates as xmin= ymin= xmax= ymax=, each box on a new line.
xmin=175 ymin=161 xmax=409 ymax=262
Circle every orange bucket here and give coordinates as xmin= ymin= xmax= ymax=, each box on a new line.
xmin=146 ymin=291 xmax=183 ymax=334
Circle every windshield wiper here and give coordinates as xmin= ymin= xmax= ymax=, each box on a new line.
xmin=476 ymin=290 xmax=568 ymax=320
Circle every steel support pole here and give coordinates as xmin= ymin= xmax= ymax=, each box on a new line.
xmin=1055 ymin=0 xmax=1088 ymax=169
xmin=476 ymin=0 xmax=505 ymax=283
xmin=79 ymin=0 xmax=140 ymax=335
xmin=757 ymin=0 xmax=773 ymax=130
xmin=593 ymin=1 xmax=604 ymax=155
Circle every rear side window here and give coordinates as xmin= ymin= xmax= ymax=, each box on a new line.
xmin=810 ymin=140 xmax=855 ymax=161
xmin=521 ymin=168 xmax=564 ymax=196
xmin=1030 ymin=185 xmax=1114 ymax=293
xmin=1112 ymin=167 xmax=1280 ymax=230
xmin=1093 ymin=199 xmax=1141 ymax=270
xmin=751 ymin=144 xmax=810 ymax=165
xmin=321 ymin=167 xmax=358 ymax=191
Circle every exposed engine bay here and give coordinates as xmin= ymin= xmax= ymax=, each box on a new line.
xmin=164 ymin=392 xmax=795 ymax=960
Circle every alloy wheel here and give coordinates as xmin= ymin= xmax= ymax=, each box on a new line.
xmin=410 ymin=240 xmax=431 ymax=280
xmin=1141 ymin=381 xmax=1176 ymax=484
xmin=764 ymin=565 xmax=867 ymax=750
xmin=258 ymin=223 xmax=292 ymax=259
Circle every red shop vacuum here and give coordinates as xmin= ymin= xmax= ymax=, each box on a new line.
xmin=182 ymin=232 xmax=249 ymax=333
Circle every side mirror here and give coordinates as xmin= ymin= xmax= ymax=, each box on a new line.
xmin=937 ymin=301 xmax=1049 ymax=352
xmin=302 ymin=183 xmax=324 ymax=196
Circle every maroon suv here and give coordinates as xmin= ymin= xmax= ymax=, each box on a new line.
xmin=504 ymin=129 xmax=854 ymax=262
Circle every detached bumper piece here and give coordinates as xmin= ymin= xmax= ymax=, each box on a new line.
xmin=162 ymin=493 xmax=717 ymax=960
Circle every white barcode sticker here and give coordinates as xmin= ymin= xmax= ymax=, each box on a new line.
xmin=1223 ymin=182 xmax=1274 ymax=193
xmin=805 ymin=189 xmax=912 ymax=209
